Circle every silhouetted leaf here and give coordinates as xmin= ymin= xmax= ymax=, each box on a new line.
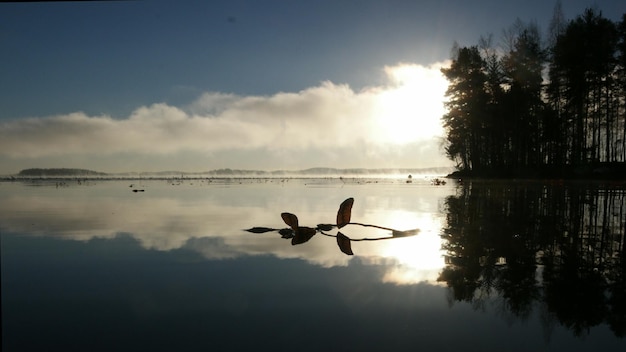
xmin=336 ymin=232 xmax=353 ymax=255
xmin=279 ymin=228 xmax=295 ymax=238
xmin=316 ymin=223 xmax=334 ymax=231
xmin=336 ymin=197 xmax=354 ymax=229
xmin=245 ymin=227 xmax=277 ymax=234
xmin=392 ymin=229 xmax=420 ymax=238
xmin=291 ymin=227 xmax=317 ymax=245
xmin=281 ymin=212 xmax=299 ymax=229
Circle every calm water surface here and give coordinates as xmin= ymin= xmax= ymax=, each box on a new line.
xmin=1 ymin=177 xmax=624 ymax=351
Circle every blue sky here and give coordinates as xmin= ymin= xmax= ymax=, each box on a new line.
xmin=1 ymin=0 xmax=624 ymax=174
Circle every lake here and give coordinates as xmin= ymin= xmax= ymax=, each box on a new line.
xmin=1 ymin=177 xmax=624 ymax=351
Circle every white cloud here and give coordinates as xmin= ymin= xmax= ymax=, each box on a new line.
xmin=0 ymin=62 xmax=451 ymax=170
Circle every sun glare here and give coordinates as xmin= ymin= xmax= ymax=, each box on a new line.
xmin=373 ymin=63 xmax=448 ymax=144
xmin=380 ymin=231 xmax=446 ymax=285
xmin=355 ymin=209 xmax=447 ymax=285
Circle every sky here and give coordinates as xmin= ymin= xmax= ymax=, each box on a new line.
xmin=1 ymin=0 xmax=625 ymax=174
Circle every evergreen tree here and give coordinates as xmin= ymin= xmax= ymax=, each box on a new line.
xmin=501 ymin=22 xmax=547 ymax=168
xmin=617 ymin=14 xmax=626 ymax=161
xmin=549 ymin=9 xmax=618 ymax=165
xmin=441 ymin=46 xmax=489 ymax=171
xmin=442 ymin=5 xmax=626 ymax=177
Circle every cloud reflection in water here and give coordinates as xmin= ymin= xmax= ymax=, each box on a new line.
xmin=0 ymin=178 xmax=450 ymax=284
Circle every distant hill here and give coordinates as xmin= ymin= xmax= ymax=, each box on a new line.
xmin=146 ymin=167 xmax=452 ymax=176
xmin=18 ymin=168 xmax=108 ymax=177
xmin=294 ymin=167 xmax=452 ymax=176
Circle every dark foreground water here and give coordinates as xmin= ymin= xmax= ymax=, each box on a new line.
xmin=1 ymin=177 xmax=624 ymax=351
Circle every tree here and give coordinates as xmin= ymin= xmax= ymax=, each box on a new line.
xmin=441 ymin=46 xmax=489 ymax=171
xmin=479 ymin=34 xmax=507 ymax=168
xmin=501 ymin=21 xmax=547 ymax=168
xmin=617 ymin=14 xmax=626 ymax=161
xmin=549 ymin=9 xmax=619 ymax=165
xmin=547 ymin=0 xmax=566 ymax=50
xmin=442 ymin=6 xmax=625 ymax=177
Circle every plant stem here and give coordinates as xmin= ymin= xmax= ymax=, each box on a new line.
xmin=318 ymin=230 xmax=396 ymax=241
xmin=346 ymin=222 xmax=397 ymax=232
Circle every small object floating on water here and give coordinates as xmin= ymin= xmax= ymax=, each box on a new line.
xmin=132 ymin=189 xmax=145 ymax=192
xmin=431 ymin=178 xmax=446 ymax=186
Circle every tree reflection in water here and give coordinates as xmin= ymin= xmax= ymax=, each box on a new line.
xmin=439 ymin=181 xmax=625 ymax=338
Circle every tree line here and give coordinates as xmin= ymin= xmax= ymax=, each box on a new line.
xmin=442 ymin=2 xmax=626 ymax=178
xmin=17 ymin=168 xmax=107 ymax=176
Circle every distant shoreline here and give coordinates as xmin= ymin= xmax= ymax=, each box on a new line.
xmin=5 ymin=165 xmax=625 ymax=182
xmin=6 ymin=167 xmax=453 ymax=179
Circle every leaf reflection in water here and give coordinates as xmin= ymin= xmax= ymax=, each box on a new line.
xmin=245 ymin=197 xmax=420 ymax=255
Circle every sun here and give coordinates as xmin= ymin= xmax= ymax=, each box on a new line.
xmin=372 ymin=63 xmax=449 ymax=144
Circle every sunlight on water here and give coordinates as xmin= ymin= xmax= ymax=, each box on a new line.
xmin=343 ymin=208 xmax=447 ymax=285
xmin=0 ymin=177 xmax=451 ymax=284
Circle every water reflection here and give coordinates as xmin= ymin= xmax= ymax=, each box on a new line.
xmin=439 ymin=181 xmax=626 ymax=338
xmin=246 ymin=197 xmax=421 ymax=255
xmin=0 ymin=178 xmax=449 ymax=283
xmin=2 ymin=178 xmax=625 ymax=347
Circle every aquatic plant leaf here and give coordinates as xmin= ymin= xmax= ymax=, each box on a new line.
xmin=279 ymin=228 xmax=295 ymax=238
xmin=336 ymin=198 xmax=354 ymax=229
xmin=392 ymin=229 xmax=420 ymax=238
xmin=316 ymin=223 xmax=334 ymax=231
xmin=281 ymin=212 xmax=299 ymax=229
xmin=291 ymin=227 xmax=317 ymax=245
xmin=336 ymin=232 xmax=353 ymax=255
xmin=245 ymin=227 xmax=276 ymax=234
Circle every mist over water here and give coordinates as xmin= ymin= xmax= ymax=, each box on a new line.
xmin=3 ymin=166 xmax=454 ymax=179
